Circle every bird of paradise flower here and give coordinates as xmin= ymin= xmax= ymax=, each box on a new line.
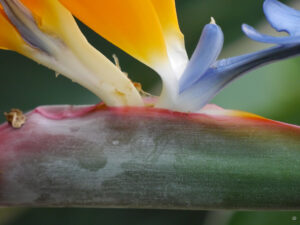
xmin=0 ymin=0 xmax=300 ymax=209
xmin=0 ymin=0 xmax=299 ymax=116
xmin=0 ymin=0 xmax=298 ymax=113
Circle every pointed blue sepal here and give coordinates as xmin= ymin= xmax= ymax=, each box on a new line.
xmin=179 ymin=22 xmax=224 ymax=93
xmin=177 ymin=44 xmax=300 ymax=112
xmin=174 ymin=0 xmax=300 ymax=112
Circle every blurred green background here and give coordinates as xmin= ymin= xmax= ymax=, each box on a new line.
xmin=1 ymin=0 xmax=300 ymax=224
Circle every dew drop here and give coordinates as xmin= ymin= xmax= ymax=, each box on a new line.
xmin=112 ymin=140 xmax=119 ymax=145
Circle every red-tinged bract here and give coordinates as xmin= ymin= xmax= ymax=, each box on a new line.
xmin=0 ymin=105 xmax=300 ymax=209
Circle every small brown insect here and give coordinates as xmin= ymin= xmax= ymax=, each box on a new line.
xmin=4 ymin=109 xmax=26 ymax=129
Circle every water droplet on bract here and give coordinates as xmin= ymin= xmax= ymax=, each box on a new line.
xmin=112 ymin=140 xmax=119 ymax=145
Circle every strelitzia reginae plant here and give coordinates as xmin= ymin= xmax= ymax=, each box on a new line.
xmin=0 ymin=0 xmax=300 ymax=209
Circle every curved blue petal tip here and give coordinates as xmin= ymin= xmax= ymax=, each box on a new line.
xmin=242 ymin=24 xmax=300 ymax=45
xmin=179 ymin=22 xmax=224 ymax=93
xmin=263 ymin=0 xmax=300 ymax=36
xmin=243 ymin=0 xmax=300 ymax=45
xmin=177 ymin=44 xmax=300 ymax=112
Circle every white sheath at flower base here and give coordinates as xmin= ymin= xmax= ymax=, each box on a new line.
xmin=150 ymin=0 xmax=189 ymax=79
xmin=59 ymin=0 xmax=190 ymax=110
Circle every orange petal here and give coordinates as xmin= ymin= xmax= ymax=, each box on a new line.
xmin=150 ymin=0 xmax=182 ymax=37
xmin=59 ymin=0 xmax=168 ymax=66
xmin=0 ymin=0 xmax=143 ymax=107
xmin=0 ymin=6 xmax=24 ymax=51
xmin=0 ymin=0 xmax=76 ymax=51
xmin=19 ymin=0 xmax=73 ymax=39
xmin=150 ymin=0 xmax=188 ymax=78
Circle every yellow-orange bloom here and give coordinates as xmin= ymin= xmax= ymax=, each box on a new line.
xmin=0 ymin=5 xmax=26 ymax=52
xmin=0 ymin=0 xmax=143 ymax=107
xmin=59 ymin=0 xmax=189 ymax=108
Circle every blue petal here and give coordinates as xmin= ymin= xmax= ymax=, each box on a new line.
xmin=179 ymin=23 xmax=224 ymax=93
xmin=176 ymin=43 xmax=300 ymax=112
xmin=263 ymin=0 xmax=300 ymax=36
xmin=242 ymin=24 xmax=300 ymax=45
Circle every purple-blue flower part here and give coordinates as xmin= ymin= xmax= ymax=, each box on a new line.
xmin=179 ymin=22 xmax=223 ymax=93
xmin=177 ymin=0 xmax=300 ymax=112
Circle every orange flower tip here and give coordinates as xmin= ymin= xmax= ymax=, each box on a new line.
xmin=200 ymin=105 xmax=264 ymax=119
xmin=0 ymin=0 xmax=49 ymax=53
xmin=199 ymin=104 xmax=298 ymax=128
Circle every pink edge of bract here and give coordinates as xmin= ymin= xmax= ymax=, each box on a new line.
xmin=34 ymin=103 xmax=300 ymax=131
xmin=34 ymin=104 xmax=99 ymax=120
xmin=0 ymin=103 xmax=299 ymax=136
